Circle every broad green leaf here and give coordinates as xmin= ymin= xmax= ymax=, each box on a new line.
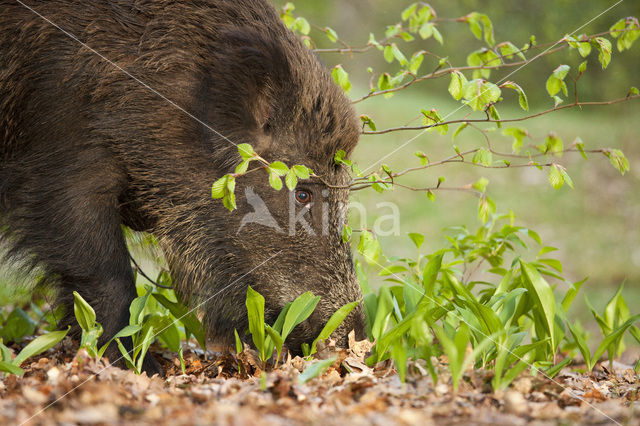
xmin=0 ymin=360 xmax=24 ymax=376
xmin=13 ymin=328 xmax=69 ymax=366
xmin=152 ymin=294 xmax=206 ymax=352
xmin=422 ymin=253 xmax=443 ymax=295
xmin=281 ymin=292 xmax=320 ymax=341
xmin=246 ymin=286 xmax=266 ymax=358
xmin=591 ymin=315 xmax=640 ymax=369
xmin=310 ymin=300 xmax=360 ymax=355
xmin=371 ymin=287 xmax=394 ymax=340
xmin=520 ymin=261 xmax=557 ymax=351
xmin=129 ymin=290 xmax=151 ymax=326
xmin=73 ymin=291 xmax=96 ymax=332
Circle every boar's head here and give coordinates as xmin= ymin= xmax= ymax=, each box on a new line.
xmin=159 ymin=24 xmax=366 ymax=353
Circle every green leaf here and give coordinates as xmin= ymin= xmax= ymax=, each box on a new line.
xmin=211 ymin=176 xmax=227 ymax=199
xmin=448 ymin=71 xmax=467 ymax=101
xmin=292 ymin=165 xmax=310 ymax=180
xmin=498 ymin=41 xmax=526 ymax=60
xmin=605 ymin=149 xmax=630 ymax=175
xmin=389 ymin=44 xmax=408 ymax=66
xmin=281 ymin=292 xmax=321 ymax=342
xmin=237 ymin=144 xmax=255 ymax=160
xmin=285 ymin=169 xmax=298 ymax=191
xmin=503 ymin=127 xmax=529 ymax=153
xmin=568 ymin=321 xmax=591 ymax=368
xmin=264 ymin=325 xmax=284 ymax=361
xmin=98 ymin=324 xmax=142 ymax=358
xmin=234 ymin=329 xmax=243 ymax=354
xmin=0 ymin=308 xmax=37 ymax=343
xmin=473 ymin=177 xmax=489 ymax=193
xmin=269 ymin=161 xmax=289 ymax=176
xmin=341 ymin=224 xmax=352 ymax=243
xmin=292 ymin=17 xmax=310 ymax=35
xmin=546 ymin=65 xmax=570 ymax=97
xmin=152 ymin=294 xmax=207 ymax=352
xmin=578 ymin=60 xmax=588 ymax=74
xmin=246 ymin=286 xmax=267 ymax=360
xmin=331 ymin=65 xmax=352 ymax=93
xmin=13 ymin=328 xmax=69 ymax=366
xmin=310 ymin=301 xmax=360 ymax=355
xmin=473 ymin=147 xmax=493 ymax=167
xmin=548 ymin=165 xmax=564 ymax=189
xmin=135 ymin=325 xmax=155 ymax=374
xmin=129 ymin=290 xmax=151 ymax=326
xmin=0 ymin=360 xmax=24 ymax=376
xmin=591 ymin=315 xmax=640 ymax=369
xmin=324 ymin=27 xmax=338 ymax=43
xmin=520 ymin=261 xmax=557 ymax=351
xmin=432 ymin=26 xmax=443 ymax=44
xmin=371 ymin=287 xmax=394 ymax=340
xmin=115 ymin=338 xmax=136 ymax=372
xmin=421 ymin=109 xmax=448 ymax=135
xmin=592 ymin=37 xmax=612 ymax=69
xmin=408 ymin=51 xmax=424 ymax=75
xmin=408 ymin=233 xmax=424 ymax=250
xmin=268 ymin=171 xmax=283 ymax=191
xmin=357 ymin=230 xmax=382 ymax=264
xmin=235 ymin=159 xmax=250 ymax=175
xmin=298 ymin=357 xmax=336 ymax=384
xmin=422 ymin=253 xmax=443 ymax=295
xmin=401 ymin=3 xmax=418 ymax=21
xmin=502 ymin=81 xmax=529 ymax=111
xmin=545 ymin=133 xmax=564 ymax=156
xmin=465 ymin=12 xmax=495 ymax=46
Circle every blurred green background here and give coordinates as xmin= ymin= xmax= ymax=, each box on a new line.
xmin=277 ymin=0 xmax=640 ymax=351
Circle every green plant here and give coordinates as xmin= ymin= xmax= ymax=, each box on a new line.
xmin=0 ymin=329 xmax=69 ymax=376
xmin=358 ymin=212 xmax=639 ymax=390
xmin=240 ymin=286 xmax=359 ymax=365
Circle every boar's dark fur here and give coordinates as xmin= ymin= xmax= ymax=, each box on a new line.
xmin=0 ymin=0 xmax=365 ymax=373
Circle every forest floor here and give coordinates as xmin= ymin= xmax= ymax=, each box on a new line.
xmin=1 ymin=336 xmax=638 ymax=426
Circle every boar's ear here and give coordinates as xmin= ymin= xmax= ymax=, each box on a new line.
xmin=214 ymin=29 xmax=291 ymax=151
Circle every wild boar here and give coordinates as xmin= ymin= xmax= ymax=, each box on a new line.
xmin=0 ymin=0 xmax=365 ymax=373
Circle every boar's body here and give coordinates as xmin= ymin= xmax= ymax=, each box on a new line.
xmin=0 ymin=0 xmax=364 ymax=371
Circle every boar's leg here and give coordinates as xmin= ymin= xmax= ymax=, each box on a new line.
xmin=6 ymin=152 xmax=161 ymax=375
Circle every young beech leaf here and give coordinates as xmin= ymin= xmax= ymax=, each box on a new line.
xmin=237 ymin=143 xmax=255 ymax=160
xmin=331 ymin=65 xmax=352 ymax=93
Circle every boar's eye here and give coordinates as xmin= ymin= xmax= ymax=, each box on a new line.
xmin=295 ymin=189 xmax=312 ymax=204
